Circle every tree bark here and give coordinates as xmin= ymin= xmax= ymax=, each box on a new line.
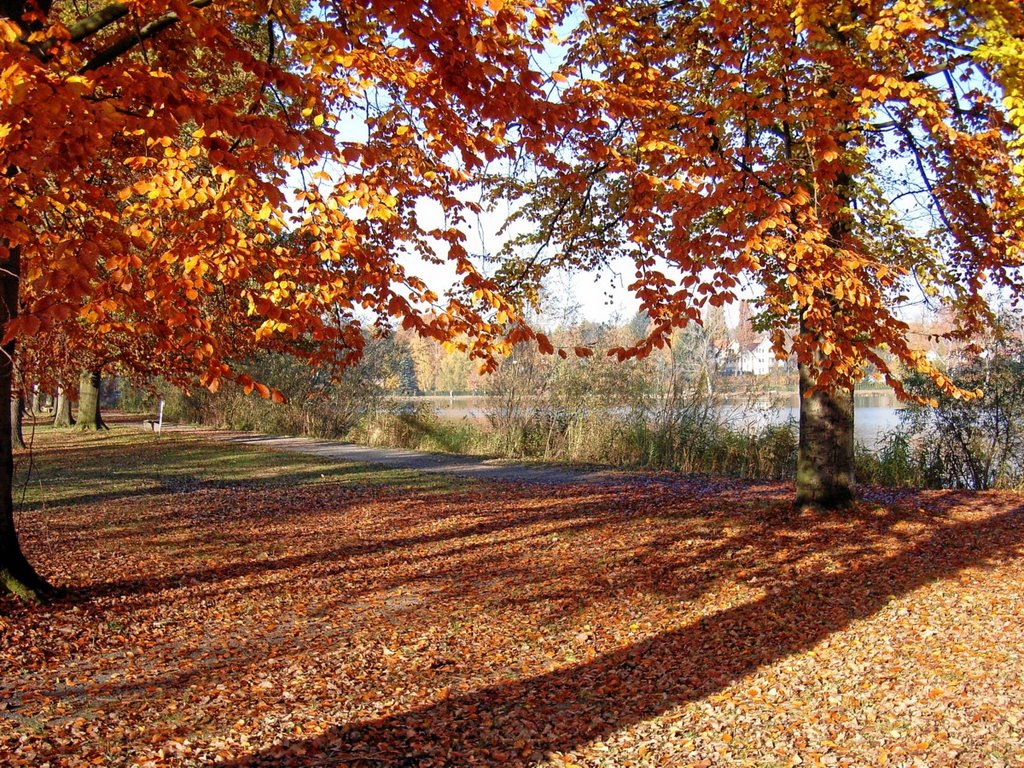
xmin=76 ymin=369 xmax=107 ymax=431
xmin=10 ymin=394 xmax=24 ymax=449
xmin=793 ymin=67 xmax=857 ymax=510
xmin=795 ymin=358 xmax=855 ymax=508
xmin=1 ymin=5 xmax=55 ymax=599
xmin=0 ymin=247 xmax=51 ymax=600
xmin=53 ymin=386 xmax=74 ymax=427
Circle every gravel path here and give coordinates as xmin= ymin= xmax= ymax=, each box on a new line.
xmin=171 ymin=426 xmax=626 ymax=485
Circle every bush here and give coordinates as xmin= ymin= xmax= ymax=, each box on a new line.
xmin=859 ymin=335 xmax=1024 ymax=490
xmin=349 ymin=403 xmax=488 ymax=455
xmin=479 ymin=329 xmax=798 ymax=480
xmin=855 ymin=429 xmax=921 ymax=487
xmin=121 ymin=336 xmax=401 ymax=439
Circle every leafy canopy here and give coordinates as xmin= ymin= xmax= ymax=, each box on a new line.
xmin=0 ymin=0 xmax=571 ymax=392
xmin=496 ymin=0 xmax=1024 ymax=399
xmin=2 ymin=0 xmax=1022 ymax=399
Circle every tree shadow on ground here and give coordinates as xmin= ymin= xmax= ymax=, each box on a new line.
xmin=14 ymin=424 xmax=459 ymax=518
xmin=11 ymin=441 xmax=1022 ymax=767
xmin=62 ymin=486 xmax=629 ymax=602
xmin=221 ymin=496 xmax=1024 ymax=767
xmin=53 ymin=473 xmax=998 ymax=614
xmin=16 ymin=454 xmax=436 ymax=515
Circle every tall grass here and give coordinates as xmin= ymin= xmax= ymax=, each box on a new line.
xmin=347 ymin=403 xmax=799 ymax=480
xmin=347 ymin=404 xmax=490 ymax=456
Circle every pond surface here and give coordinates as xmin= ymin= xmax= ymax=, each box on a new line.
xmin=403 ymin=392 xmax=905 ymax=450
xmin=733 ymin=404 xmax=901 ymax=449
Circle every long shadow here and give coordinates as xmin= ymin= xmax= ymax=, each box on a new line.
xmin=15 ymin=426 xmax=445 ymax=515
xmin=67 ymin=487 xmax=628 ymax=601
xmin=66 ymin=477 xmax=957 ymax=605
xmin=16 ymin=465 xmax=385 ymax=515
xmin=224 ymin=500 xmax=1024 ymax=767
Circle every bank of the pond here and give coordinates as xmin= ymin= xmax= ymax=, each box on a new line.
xmin=400 ymin=393 xmax=904 ymax=450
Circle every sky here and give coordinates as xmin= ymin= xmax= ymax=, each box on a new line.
xmin=405 ymin=194 xmax=643 ymax=326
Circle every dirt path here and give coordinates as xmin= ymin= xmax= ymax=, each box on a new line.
xmin=170 ymin=425 xmax=628 ymax=485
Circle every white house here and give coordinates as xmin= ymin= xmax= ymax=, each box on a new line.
xmin=736 ymin=338 xmax=781 ymax=376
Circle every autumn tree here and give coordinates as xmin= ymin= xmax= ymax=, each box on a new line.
xmin=4 ymin=0 xmax=1018 ymax=606
xmin=0 ymin=0 xmax=571 ymax=600
xmin=405 ymin=332 xmax=442 ymax=393
xmin=735 ymin=300 xmax=761 ymax=350
xmin=75 ymin=369 xmax=106 ymax=431
xmin=494 ymin=0 xmax=1024 ymax=507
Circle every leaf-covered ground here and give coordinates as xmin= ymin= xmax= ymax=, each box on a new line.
xmin=2 ymin=424 xmax=1023 ymax=767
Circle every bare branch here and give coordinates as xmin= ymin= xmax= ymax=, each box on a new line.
xmin=66 ymin=2 xmax=130 ymax=43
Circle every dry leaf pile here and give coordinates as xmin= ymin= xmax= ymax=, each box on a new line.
xmin=1 ymin=432 xmax=1023 ymax=767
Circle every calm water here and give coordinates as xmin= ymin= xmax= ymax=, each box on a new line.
xmin=406 ymin=393 xmax=904 ymax=451
xmin=732 ymin=404 xmax=901 ymax=449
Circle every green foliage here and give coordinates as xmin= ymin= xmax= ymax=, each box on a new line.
xmin=348 ymin=403 xmax=488 ymax=456
xmin=855 ymin=430 xmax=922 ymax=488
xmin=123 ymin=337 xmax=401 ymax=439
xmin=857 ymin=333 xmax=1024 ymax=490
xmin=120 ymin=378 xmax=209 ymax=424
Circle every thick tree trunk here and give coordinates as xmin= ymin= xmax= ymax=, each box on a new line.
xmin=0 ymin=247 xmax=51 ymax=601
xmin=793 ymin=96 xmax=857 ymax=510
xmin=53 ymin=386 xmax=74 ymax=427
xmin=76 ymin=369 xmax=107 ymax=431
xmin=795 ymin=360 xmax=855 ymax=508
xmin=10 ymin=394 xmax=24 ymax=449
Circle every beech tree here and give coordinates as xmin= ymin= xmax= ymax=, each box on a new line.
xmin=1 ymin=0 xmax=1021 ymax=600
xmin=495 ymin=0 xmax=1024 ymax=507
xmin=0 ymin=0 xmax=570 ymax=599
xmin=51 ymin=387 xmax=72 ymax=427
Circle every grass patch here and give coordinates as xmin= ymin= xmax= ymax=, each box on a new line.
xmin=14 ymin=419 xmax=464 ymax=513
xmin=2 ymin=424 xmax=1023 ymax=768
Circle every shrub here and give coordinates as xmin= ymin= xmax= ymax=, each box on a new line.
xmin=906 ymin=342 xmax=1023 ymax=489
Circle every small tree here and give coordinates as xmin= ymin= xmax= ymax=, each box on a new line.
xmin=486 ymin=344 xmax=551 ymax=458
xmin=896 ymin=336 xmax=1024 ymax=490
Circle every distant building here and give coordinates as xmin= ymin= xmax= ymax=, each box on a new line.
xmin=723 ymin=338 xmax=785 ymax=376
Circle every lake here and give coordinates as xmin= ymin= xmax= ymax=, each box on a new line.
xmin=718 ymin=391 xmax=903 ymax=448
xmin=404 ymin=391 xmax=905 ymax=451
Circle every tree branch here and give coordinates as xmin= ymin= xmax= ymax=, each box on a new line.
xmin=66 ymin=2 xmax=130 ymax=43
xmin=905 ymin=54 xmax=973 ymax=83
xmin=80 ymin=0 xmax=214 ymax=73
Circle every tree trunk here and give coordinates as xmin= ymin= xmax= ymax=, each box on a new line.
xmin=793 ymin=86 xmax=857 ymax=509
xmin=53 ymin=386 xmax=74 ymax=427
xmin=795 ymin=359 xmax=855 ymax=508
xmin=76 ymin=369 xmax=107 ymax=431
xmin=0 ymin=247 xmax=51 ymax=601
xmin=10 ymin=394 xmax=24 ymax=449
xmin=30 ymin=384 xmax=39 ymax=416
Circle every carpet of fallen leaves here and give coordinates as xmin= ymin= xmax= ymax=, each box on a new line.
xmin=2 ymin=426 xmax=1024 ymax=768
